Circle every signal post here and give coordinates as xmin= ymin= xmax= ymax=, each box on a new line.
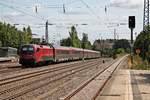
xmin=128 ymin=16 xmax=135 ymax=64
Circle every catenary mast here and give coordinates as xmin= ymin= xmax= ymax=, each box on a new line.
xmin=143 ymin=0 xmax=150 ymax=33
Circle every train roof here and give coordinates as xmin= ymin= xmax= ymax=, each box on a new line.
xmin=54 ymin=45 xmax=99 ymax=53
xmin=22 ymin=44 xmax=99 ymax=53
xmin=54 ymin=46 xmax=83 ymax=51
xmin=21 ymin=44 xmax=51 ymax=49
xmin=70 ymin=47 xmax=83 ymax=51
xmin=53 ymin=45 xmax=71 ymax=50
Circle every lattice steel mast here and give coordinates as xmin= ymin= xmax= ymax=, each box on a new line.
xmin=143 ymin=0 xmax=150 ymax=33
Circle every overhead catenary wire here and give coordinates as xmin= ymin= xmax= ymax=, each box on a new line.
xmin=0 ymin=0 xmax=103 ymax=24
xmin=0 ymin=1 xmax=46 ymax=21
xmin=0 ymin=1 xmax=131 ymax=32
xmin=79 ymin=0 xmax=102 ymax=24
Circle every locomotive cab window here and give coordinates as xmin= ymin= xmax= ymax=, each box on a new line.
xmin=22 ymin=47 xmax=27 ymax=51
xmin=21 ymin=46 xmax=34 ymax=54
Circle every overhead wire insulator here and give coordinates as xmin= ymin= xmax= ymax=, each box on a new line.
xmin=105 ymin=5 xmax=107 ymax=13
xmin=63 ymin=4 xmax=66 ymax=13
xmin=35 ymin=5 xmax=38 ymax=13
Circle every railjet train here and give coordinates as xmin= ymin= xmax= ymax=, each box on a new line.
xmin=19 ymin=44 xmax=100 ymax=66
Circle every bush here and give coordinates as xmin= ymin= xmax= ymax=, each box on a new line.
xmin=116 ymin=48 xmax=125 ymax=54
xmin=131 ymin=55 xmax=150 ymax=70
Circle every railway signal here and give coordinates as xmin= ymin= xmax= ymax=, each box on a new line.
xmin=128 ymin=16 xmax=136 ymax=64
xmin=129 ymin=16 xmax=135 ymax=29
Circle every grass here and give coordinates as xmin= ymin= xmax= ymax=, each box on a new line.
xmin=128 ymin=55 xmax=150 ymax=70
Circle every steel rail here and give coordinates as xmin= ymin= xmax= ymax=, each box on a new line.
xmin=0 ymin=59 xmax=98 ymax=86
xmin=60 ymin=56 xmax=126 ymax=100
xmin=1 ymin=60 xmax=100 ymax=100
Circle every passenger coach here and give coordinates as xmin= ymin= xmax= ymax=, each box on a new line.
xmin=19 ymin=44 xmax=100 ymax=66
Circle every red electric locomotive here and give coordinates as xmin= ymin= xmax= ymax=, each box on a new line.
xmin=19 ymin=44 xmax=54 ymax=66
xmin=19 ymin=44 xmax=100 ymax=66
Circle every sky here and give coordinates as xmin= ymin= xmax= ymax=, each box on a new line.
xmin=0 ymin=0 xmax=144 ymax=44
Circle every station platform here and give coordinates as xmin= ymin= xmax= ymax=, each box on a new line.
xmin=96 ymin=69 xmax=150 ymax=100
xmin=0 ymin=57 xmax=18 ymax=62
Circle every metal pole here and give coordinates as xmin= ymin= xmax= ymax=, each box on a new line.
xmin=99 ymin=33 xmax=101 ymax=57
xmin=101 ymin=36 xmax=103 ymax=57
xmin=82 ymin=48 xmax=85 ymax=62
xmin=45 ymin=20 xmax=48 ymax=44
xmin=143 ymin=0 xmax=149 ymax=32
xmin=114 ymin=28 xmax=116 ymax=41
xmin=131 ymin=28 xmax=134 ymax=64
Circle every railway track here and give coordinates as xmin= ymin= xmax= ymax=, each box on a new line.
xmin=0 ymin=59 xmax=101 ymax=100
xmin=0 ymin=62 xmax=22 ymax=74
xmin=0 ymin=62 xmax=20 ymax=68
xmin=0 ymin=59 xmax=98 ymax=85
xmin=0 ymin=66 xmax=22 ymax=74
xmin=0 ymin=59 xmax=99 ymax=76
xmin=35 ymin=59 xmax=114 ymax=100
xmin=59 ymin=56 xmax=127 ymax=100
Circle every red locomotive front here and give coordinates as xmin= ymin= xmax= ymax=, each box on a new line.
xmin=19 ymin=45 xmax=36 ymax=66
xmin=19 ymin=44 xmax=54 ymax=66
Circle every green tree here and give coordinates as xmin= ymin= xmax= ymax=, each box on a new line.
xmin=116 ymin=48 xmax=125 ymax=54
xmin=22 ymin=26 xmax=32 ymax=44
xmin=69 ymin=26 xmax=81 ymax=48
xmin=113 ymin=39 xmax=130 ymax=53
xmin=81 ymin=33 xmax=92 ymax=49
xmin=0 ymin=22 xmax=33 ymax=48
xmin=26 ymin=26 xmax=32 ymax=42
xmin=61 ymin=26 xmax=81 ymax=48
xmin=61 ymin=37 xmax=71 ymax=46
xmin=134 ymin=30 xmax=150 ymax=60
xmin=31 ymin=38 xmax=41 ymax=44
